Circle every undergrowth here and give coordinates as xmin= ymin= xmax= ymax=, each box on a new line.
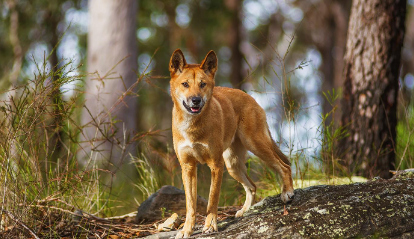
xmin=0 ymin=56 xmax=150 ymax=238
xmin=0 ymin=59 xmax=96 ymax=237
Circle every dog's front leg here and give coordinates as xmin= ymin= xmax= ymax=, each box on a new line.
xmin=203 ymin=160 xmax=224 ymax=234
xmin=176 ymin=160 xmax=197 ymax=239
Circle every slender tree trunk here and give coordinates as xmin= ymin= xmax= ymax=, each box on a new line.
xmin=321 ymin=1 xmax=350 ymax=123
xmin=46 ymin=10 xmax=65 ymax=162
xmin=7 ymin=0 xmax=22 ymax=87
xmin=401 ymin=6 xmax=414 ymax=104
xmin=399 ymin=7 xmax=414 ymax=103
xmin=5 ymin=0 xmax=22 ymax=162
xmin=402 ymin=7 xmax=414 ymax=77
xmin=329 ymin=1 xmax=349 ymax=95
xmin=79 ymin=0 xmax=138 ymax=163
xmin=226 ymin=0 xmax=243 ymax=89
xmin=303 ymin=0 xmax=350 ymax=121
xmin=296 ymin=0 xmax=351 ymax=123
xmin=339 ymin=0 xmax=406 ymax=179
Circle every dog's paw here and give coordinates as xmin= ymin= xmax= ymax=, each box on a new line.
xmin=281 ymin=190 xmax=294 ymax=203
xmin=175 ymin=228 xmax=193 ymax=239
xmin=202 ymin=213 xmax=218 ymax=234
xmin=235 ymin=208 xmax=245 ymax=218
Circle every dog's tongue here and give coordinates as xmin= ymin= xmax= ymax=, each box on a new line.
xmin=191 ymin=107 xmax=199 ymax=112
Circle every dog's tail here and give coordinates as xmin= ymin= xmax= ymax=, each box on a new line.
xmin=272 ymin=140 xmax=291 ymax=166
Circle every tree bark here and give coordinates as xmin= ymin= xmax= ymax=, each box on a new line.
xmin=79 ymin=0 xmax=138 ymax=163
xmin=339 ymin=0 xmax=406 ymax=179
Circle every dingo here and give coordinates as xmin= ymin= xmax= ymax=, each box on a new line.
xmin=169 ymin=49 xmax=294 ymax=238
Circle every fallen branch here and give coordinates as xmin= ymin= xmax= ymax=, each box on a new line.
xmin=1 ymin=209 xmax=40 ymax=239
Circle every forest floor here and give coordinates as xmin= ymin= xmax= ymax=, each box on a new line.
xmin=0 ymin=206 xmax=241 ymax=238
xmin=1 ymin=171 xmax=413 ymax=238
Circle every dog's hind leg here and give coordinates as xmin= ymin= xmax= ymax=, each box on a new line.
xmin=239 ymin=119 xmax=294 ymax=203
xmin=223 ymin=136 xmax=256 ymax=217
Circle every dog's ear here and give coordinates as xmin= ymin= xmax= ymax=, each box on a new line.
xmin=200 ymin=50 xmax=218 ymax=76
xmin=169 ymin=49 xmax=187 ymax=76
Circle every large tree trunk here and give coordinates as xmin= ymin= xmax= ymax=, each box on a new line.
xmin=79 ymin=0 xmax=138 ymax=163
xmin=339 ymin=0 xmax=406 ymax=179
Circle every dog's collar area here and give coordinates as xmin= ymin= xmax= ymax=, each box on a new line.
xmin=182 ymin=101 xmax=203 ymax=114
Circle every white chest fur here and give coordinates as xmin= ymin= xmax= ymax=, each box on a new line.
xmin=175 ymin=122 xmax=209 ymax=164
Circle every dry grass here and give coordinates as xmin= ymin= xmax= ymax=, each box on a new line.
xmin=0 ymin=55 xmax=153 ymax=238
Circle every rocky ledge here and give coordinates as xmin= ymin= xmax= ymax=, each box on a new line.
xmin=145 ymin=170 xmax=414 ymax=239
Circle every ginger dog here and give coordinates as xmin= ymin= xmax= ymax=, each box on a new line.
xmin=169 ymin=49 xmax=294 ymax=238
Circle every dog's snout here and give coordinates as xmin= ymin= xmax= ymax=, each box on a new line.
xmin=191 ymin=97 xmax=202 ymax=105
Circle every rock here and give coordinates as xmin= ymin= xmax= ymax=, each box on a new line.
xmin=157 ymin=213 xmax=181 ymax=232
xmin=141 ymin=172 xmax=414 ymax=238
xmin=141 ymin=230 xmax=204 ymax=239
xmin=141 ymin=231 xmax=177 ymax=239
xmin=188 ymin=170 xmax=414 ymax=238
xmin=136 ymin=185 xmax=207 ymax=223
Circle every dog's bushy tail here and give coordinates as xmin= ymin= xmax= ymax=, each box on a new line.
xmin=272 ymin=140 xmax=291 ymax=166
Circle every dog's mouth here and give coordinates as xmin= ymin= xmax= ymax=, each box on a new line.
xmin=183 ymin=101 xmax=204 ymax=114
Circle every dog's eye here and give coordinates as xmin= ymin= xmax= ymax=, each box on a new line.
xmin=182 ymin=82 xmax=189 ymax=88
xmin=200 ymin=82 xmax=206 ymax=88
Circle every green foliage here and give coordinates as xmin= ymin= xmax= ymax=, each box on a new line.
xmin=396 ymin=105 xmax=414 ymax=169
xmin=319 ymin=89 xmax=350 ymax=178
xmin=132 ymin=153 xmax=161 ymax=202
xmin=160 ymin=207 xmax=166 ymax=219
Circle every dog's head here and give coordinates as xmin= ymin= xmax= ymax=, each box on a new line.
xmin=169 ymin=49 xmax=218 ymax=115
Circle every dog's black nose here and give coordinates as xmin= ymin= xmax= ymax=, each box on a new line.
xmin=191 ymin=97 xmax=202 ymax=105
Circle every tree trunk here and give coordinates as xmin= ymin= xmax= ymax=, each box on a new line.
xmin=402 ymin=6 xmax=414 ymax=78
xmin=298 ymin=0 xmax=351 ymax=121
xmin=46 ymin=9 xmax=65 ymax=162
xmin=401 ymin=7 xmax=414 ymax=103
xmin=320 ymin=0 xmax=350 ymax=122
xmin=79 ymin=0 xmax=138 ymax=163
xmin=339 ymin=0 xmax=406 ymax=179
xmin=226 ymin=0 xmax=244 ymax=89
